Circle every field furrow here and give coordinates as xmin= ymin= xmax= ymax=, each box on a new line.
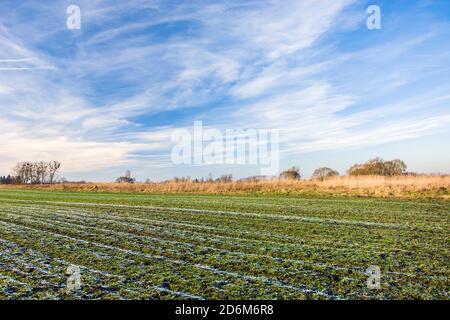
xmin=0 ymin=189 xmax=448 ymax=299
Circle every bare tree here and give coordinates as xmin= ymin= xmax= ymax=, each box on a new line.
xmin=12 ymin=162 xmax=25 ymax=184
xmin=11 ymin=161 xmax=60 ymax=184
xmin=26 ymin=162 xmax=33 ymax=184
xmin=48 ymin=161 xmax=61 ymax=184
xmin=12 ymin=161 xmax=33 ymax=184
xmin=312 ymin=167 xmax=339 ymax=181
xmin=31 ymin=162 xmax=39 ymax=184
xmin=35 ymin=161 xmax=49 ymax=184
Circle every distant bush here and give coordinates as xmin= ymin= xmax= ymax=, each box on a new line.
xmin=279 ymin=167 xmax=301 ymax=180
xmin=217 ymin=174 xmax=233 ymax=183
xmin=116 ymin=177 xmax=135 ymax=183
xmin=312 ymin=167 xmax=339 ymax=181
xmin=116 ymin=170 xmax=135 ymax=183
xmin=239 ymin=175 xmax=271 ymax=182
xmin=168 ymin=174 xmax=233 ymax=183
xmin=347 ymin=158 xmax=406 ymax=176
xmin=0 ymin=175 xmax=17 ymax=184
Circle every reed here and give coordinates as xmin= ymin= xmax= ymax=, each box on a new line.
xmin=1 ymin=175 xmax=448 ymax=199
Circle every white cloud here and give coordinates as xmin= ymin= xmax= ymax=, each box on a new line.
xmin=0 ymin=0 xmax=449 ymax=178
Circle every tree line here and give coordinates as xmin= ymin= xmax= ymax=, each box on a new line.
xmin=1 ymin=157 xmax=408 ymax=185
xmin=0 ymin=161 xmax=61 ymax=185
xmin=140 ymin=157 xmax=409 ymax=184
xmin=278 ymin=158 xmax=407 ymax=181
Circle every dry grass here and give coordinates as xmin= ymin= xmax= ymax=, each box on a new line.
xmin=1 ymin=175 xmax=449 ymax=200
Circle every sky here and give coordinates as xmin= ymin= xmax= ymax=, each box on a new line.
xmin=0 ymin=0 xmax=449 ymax=181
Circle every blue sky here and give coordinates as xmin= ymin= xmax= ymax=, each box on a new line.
xmin=0 ymin=0 xmax=449 ymax=181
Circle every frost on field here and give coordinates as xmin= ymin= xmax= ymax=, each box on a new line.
xmin=0 ymin=190 xmax=448 ymax=299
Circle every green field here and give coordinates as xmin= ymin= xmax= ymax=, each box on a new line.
xmin=0 ymin=189 xmax=448 ymax=300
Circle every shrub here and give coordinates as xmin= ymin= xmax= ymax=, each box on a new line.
xmin=312 ymin=167 xmax=339 ymax=181
xmin=279 ymin=167 xmax=301 ymax=180
xmin=347 ymin=158 xmax=406 ymax=176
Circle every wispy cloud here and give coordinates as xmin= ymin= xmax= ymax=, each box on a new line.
xmin=0 ymin=0 xmax=449 ymax=179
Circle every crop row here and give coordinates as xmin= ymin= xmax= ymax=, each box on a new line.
xmin=0 ymin=190 xmax=448 ymax=300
